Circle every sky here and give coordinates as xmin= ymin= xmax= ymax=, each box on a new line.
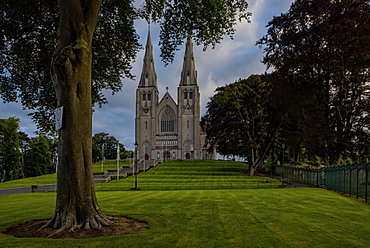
xmin=0 ymin=0 xmax=294 ymax=151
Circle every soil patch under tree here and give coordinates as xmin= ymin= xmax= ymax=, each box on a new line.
xmin=3 ymin=216 xmax=148 ymax=239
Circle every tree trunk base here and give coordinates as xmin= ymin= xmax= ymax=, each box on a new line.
xmin=4 ymin=216 xmax=148 ymax=239
xmin=40 ymin=211 xmax=113 ymax=238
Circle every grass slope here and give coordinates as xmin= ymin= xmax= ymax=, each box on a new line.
xmin=97 ymin=160 xmax=281 ymax=191
xmin=0 ymin=173 xmax=57 ymax=190
xmin=0 ymin=160 xmax=132 ymax=189
xmin=0 ymin=189 xmax=369 ymax=247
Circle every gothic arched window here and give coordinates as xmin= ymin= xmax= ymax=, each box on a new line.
xmin=143 ymin=141 xmax=151 ymax=160
xmin=184 ymin=140 xmax=193 ymax=151
xmin=161 ymin=106 xmax=175 ymax=132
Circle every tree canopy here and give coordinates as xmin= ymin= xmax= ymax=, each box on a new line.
xmin=258 ymin=0 xmax=370 ymax=164
xmin=0 ymin=117 xmax=21 ymax=182
xmin=0 ymin=0 xmax=251 ymax=133
xmin=201 ymin=75 xmax=279 ymax=175
xmin=92 ymin=132 xmax=126 ymax=160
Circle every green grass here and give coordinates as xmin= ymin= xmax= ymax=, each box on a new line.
xmin=92 ymin=160 xmax=134 ymax=174
xmin=0 ymin=173 xmax=57 ymax=189
xmin=0 ymin=160 xmax=134 ymax=189
xmin=96 ymin=160 xmax=281 ymax=191
xmin=0 ymin=188 xmax=370 ymax=247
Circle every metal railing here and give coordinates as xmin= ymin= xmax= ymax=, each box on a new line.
xmin=275 ymin=163 xmax=370 ymax=202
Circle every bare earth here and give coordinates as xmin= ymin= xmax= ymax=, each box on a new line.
xmin=3 ymin=216 xmax=148 ymax=239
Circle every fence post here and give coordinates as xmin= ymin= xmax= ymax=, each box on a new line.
xmin=316 ymin=169 xmax=319 ymax=186
xmin=356 ymin=163 xmax=359 ymax=199
xmin=349 ymin=164 xmax=352 ymax=197
xmin=366 ymin=165 xmax=368 ymax=202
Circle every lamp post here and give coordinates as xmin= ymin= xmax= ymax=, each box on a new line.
xmin=282 ymin=143 xmax=285 ymax=166
xmin=134 ymin=142 xmax=138 ymax=190
xmin=282 ymin=143 xmax=285 ymax=179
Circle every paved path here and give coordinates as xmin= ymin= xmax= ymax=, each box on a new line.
xmin=0 ymin=184 xmax=57 ymax=195
xmin=280 ymin=179 xmax=314 ymax=188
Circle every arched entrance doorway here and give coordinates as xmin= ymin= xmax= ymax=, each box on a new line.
xmin=163 ymin=151 xmax=170 ymax=160
xmin=145 ymin=154 xmax=149 ymax=160
xmin=185 ymin=153 xmax=190 ymax=159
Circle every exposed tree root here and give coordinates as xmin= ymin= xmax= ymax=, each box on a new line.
xmin=4 ymin=216 xmax=149 ymax=239
xmin=40 ymin=212 xmax=113 ymax=238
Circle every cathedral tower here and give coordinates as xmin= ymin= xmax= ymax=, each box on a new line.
xmin=135 ymin=33 xmax=214 ymax=162
xmin=177 ymin=36 xmax=201 ymax=159
xmin=135 ymin=30 xmax=158 ymax=160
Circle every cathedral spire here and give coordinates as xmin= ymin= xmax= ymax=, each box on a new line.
xmin=180 ymin=36 xmax=198 ymax=86
xmin=139 ymin=29 xmax=157 ymax=88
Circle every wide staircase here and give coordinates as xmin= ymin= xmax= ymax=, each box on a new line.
xmin=93 ymin=159 xmax=158 ymax=183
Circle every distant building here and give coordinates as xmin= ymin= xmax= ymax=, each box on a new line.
xmin=135 ymin=31 xmax=215 ymax=161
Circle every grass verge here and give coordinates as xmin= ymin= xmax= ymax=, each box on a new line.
xmin=0 ymin=188 xmax=369 ymax=247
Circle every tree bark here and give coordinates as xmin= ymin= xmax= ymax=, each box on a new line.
xmin=41 ymin=0 xmax=111 ymax=235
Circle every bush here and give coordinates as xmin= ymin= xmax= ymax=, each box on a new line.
xmin=110 ymin=175 xmax=124 ymax=180
xmin=308 ymin=156 xmax=323 ymax=167
xmin=93 ymin=172 xmax=105 ymax=175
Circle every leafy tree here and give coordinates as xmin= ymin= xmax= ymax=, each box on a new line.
xmin=258 ymin=0 xmax=370 ymax=165
xmin=92 ymin=142 xmax=102 ymax=163
xmin=92 ymin=132 xmax=125 ymax=160
xmin=24 ymin=135 xmax=56 ymax=177
xmin=201 ymin=75 xmax=279 ymax=176
xmin=0 ymin=118 xmax=21 ymax=182
xmin=18 ymin=131 xmax=31 ymax=179
xmin=1 ymin=0 xmax=251 ymax=234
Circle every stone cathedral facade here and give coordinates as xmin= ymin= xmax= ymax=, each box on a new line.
xmin=135 ymin=32 xmax=215 ymax=161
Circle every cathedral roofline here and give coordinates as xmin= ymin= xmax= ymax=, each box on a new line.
xmin=158 ymin=91 xmax=177 ymax=107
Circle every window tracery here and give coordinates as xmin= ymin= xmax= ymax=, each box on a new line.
xmin=161 ymin=106 xmax=175 ymax=132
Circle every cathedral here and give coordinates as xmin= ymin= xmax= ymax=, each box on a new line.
xmin=135 ymin=31 xmax=215 ymax=161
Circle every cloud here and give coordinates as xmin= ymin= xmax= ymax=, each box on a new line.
xmin=0 ymin=0 xmax=295 ymax=151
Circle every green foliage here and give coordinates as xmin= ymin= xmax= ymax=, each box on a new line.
xmin=259 ymin=0 xmax=370 ymax=164
xmin=340 ymin=157 xmax=353 ymax=166
xmin=0 ymin=117 xmax=21 ymax=182
xmin=1 ymin=0 xmax=251 ymax=133
xmin=307 ymin=155 xmax=324 ymax=167
xmin=110 ymin=175 xmax=125 ymax=180
xmin=155 ymin=0 xmax=251 ymax=64
xmin=1 ymin=189 xmax=370 ymax=247
xmin=92 ymin=132 xmax=126 ymax=160
xmin=201 ymin=75 xmax=279 ymax=175
xmin=92 ymin=142 xmax=101 ymax=163
xmin=24 ymin=135 xmax=56 ymax=177
xmin=0 ymin=0 xmax=140 ymax=132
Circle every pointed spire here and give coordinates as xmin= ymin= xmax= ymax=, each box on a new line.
xmin=180 ymin=36 xmax=198 ymax=86
xmin=139 ymin=29 xmax=157 ymax=88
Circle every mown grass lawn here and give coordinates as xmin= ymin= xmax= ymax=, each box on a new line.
xmin=1 ymin=188 xmax=369 ymax=247
xmin=0 ymin=173 xmax=57 ymax=190
xmin=0 ymin=160 xmax=133 ymax=189
xmin=96 ymin=160 xmax=281 ymax=191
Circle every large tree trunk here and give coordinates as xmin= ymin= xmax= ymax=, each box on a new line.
xmin=42 ymin=0 xmax=111 ymax=235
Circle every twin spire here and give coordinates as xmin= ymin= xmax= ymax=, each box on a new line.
xmin=139 ymin=30 xmax=157 ymax=88
xmin=180 ymin=36 xmax=198 ymax=86
xmin=139 ymin=31 xmax=197 ymax=88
